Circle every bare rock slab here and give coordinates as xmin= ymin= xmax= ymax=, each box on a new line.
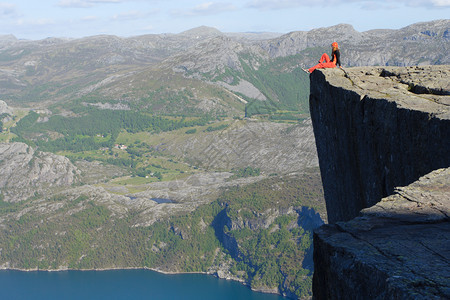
xmin=313 ymin=168 xmax=450 ymax=299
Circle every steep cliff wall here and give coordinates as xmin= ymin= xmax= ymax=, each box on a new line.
xmin=309 ymin=66 xmax=449 ymax=299
xmin=309 ymin=66 xmax=449 ymax=223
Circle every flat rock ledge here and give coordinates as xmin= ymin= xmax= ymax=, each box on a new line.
xmin=313 ymin=168 xmax=449 ymax=299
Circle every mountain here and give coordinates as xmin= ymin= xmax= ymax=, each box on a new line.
xmin=259 ymin=20 xmax=449 ymax=65
xmin=179 ymin=26 xmax=224 ymax=38
xmin=0 ymin=20 xmax=448 ymax=299
xmin=0 ymin=20 xmax=447 ymax=112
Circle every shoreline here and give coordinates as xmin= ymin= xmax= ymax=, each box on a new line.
xmin=0 ymin=266 xmax=219 ymax=275
xmin=0 ymin=266 xmax=282 ymax=296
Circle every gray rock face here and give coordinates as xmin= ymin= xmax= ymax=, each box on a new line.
xmin=313 ymin=168 xmax=449 ymax=299
xmin=309 ymin=66 xmax=450 ymax=299
xmin=0 ymin=100 xmax=13 ymax=115
xmin=0 ymin=142 xmax=80 ymax=202
xmin=160 ymin=119 xmax=319 ymax=174
xmin=259 ymin=20 xmax=450 ymax=66
xmin=309 ymin=66 xmax=450 ymax=223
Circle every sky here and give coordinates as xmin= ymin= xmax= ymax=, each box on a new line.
xmin=1 ymin=0 xmax=449 ymax=40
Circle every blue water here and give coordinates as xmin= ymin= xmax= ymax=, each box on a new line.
xmin=128 ymin=197 xmax=173 ymax=204
xmin=0 ymin=269 xmax=285 ymax=300
xmin=150 ymin=198 xmax=173 ymax=204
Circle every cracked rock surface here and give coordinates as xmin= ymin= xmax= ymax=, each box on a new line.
xmin=0 ymin=142 xmax=80 ymax=202
xmin=310 ymin=66 xmax=449 ymax=299
xmin=313 ymin=168 xmax=449 ymax=299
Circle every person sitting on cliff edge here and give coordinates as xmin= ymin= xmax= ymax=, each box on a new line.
xmin=303 ymin=42 xmax=342 ymax=73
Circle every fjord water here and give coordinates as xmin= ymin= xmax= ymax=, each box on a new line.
xmin=0 ymin=269 xmax=285 ymax=300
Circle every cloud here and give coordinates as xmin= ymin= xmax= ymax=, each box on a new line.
xmin=359 ymin=0 xmax=450 ymax=8
xmin=112 ymin=10 xmax=142 ymax=21
xmin=365 ymin=0 xmax=450 ymax=8
xmin=430 ymin=0 xmax=450 ymax=6
xmin=111 ymin=9 xmax=158 ymax=21
xmin=90 ymin=0 xmax=121 ymax=3
xmin=15 ymin=18 xmax=55 ymax=26
xmin=57 ymin=0 xmax=122 ymax=8
xmin=246 ymin=0 xmax=450 ymax=9
xmin=57 ymin=0 xmax=93 ymax=8
xmin=81 ymin=15 xmax=99 ymax=21
xmin=0 ymin=2 xmax=17 ymax=16
xmin=172 ymin=2 xmax=236 ymax=17
xmin=33 ymin=19 xmax=56 ymax=26
xmin=246 ymin=0 xmax=328 ymax=10
xmin=141 ymin=25 xmax=154 ymax=31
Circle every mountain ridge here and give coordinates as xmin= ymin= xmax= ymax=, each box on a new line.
xmin=0 ymin=20 xmax=447 ymax=113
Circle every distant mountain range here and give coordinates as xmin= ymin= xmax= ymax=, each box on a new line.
xmin=0 ymin=19 xmax=448 ymax=113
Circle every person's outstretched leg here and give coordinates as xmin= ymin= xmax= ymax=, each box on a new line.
xmin=308 ymin=53 xmax=332 ymax=72
xmin=306 ymin=53 xmax=338 ymax=73
xmin=319 ymin=53 xmax=331 ymax=63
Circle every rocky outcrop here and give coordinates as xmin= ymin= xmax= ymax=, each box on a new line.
xmin=215 ymin=204 xmax=325 ymax=265
xmin=309 ymin=66 xmax=449 ymax=299
xmin=260 ymin=20 xmax=449 ymax=66
xmin=0 ymin=100 xmax=13 ymax=115
xmin=313 ymin=168 xmax=449 ymax=299
xmin=0 ymin=142 xmax=80 ymax=202
xmin=309 ymin=66 xmax=449 ymax=223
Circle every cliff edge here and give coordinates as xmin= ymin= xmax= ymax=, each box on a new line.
xmin=310 ymin=66 xmax=449 ymax=223
xmin=309 ymin=66 xmax=449 ymax=299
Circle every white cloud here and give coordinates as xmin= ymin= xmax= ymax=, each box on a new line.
xmin=367 ymin=0 xmax=450 ymax=8
xmin=33 ymin=18 xmax=56 ymax=25
xmin=172 ymin=2 xmax=236 ymax=17
xmin=246 ymin=0 xmax=328 ymax=10
xmin=430 ymin=0 xmax=450 ymax=6
xmin=365 ymin=0 xmax=450 ymax=8
xmin=111 ymin=9 xmax=158 ymax=21
xmin=81 ymin=15 xmax=99 ymax=21
xmin=57 ymin=0 xmax=93 ymax=8
xmin=15 ymin=18 xmax=55 ymax=26
xmin=112 ymin=10 xmax=142 ymax=21
xmin=0 ymin=2 xmax=17 ymax=16
xmin=141 ymin=24 xmax=154 ymax=31
xmin=246 ymin=0 xmax=450 ymax=9
xmin=57 ymin=0 xmax=122 ymax=8
xmin=90 ymin=0 xmax=121 ymax=3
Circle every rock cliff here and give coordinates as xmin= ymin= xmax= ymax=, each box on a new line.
xmin=309 ymin=66 xmax=449 ymax=299
xmin=310 ymin=66 xmax=449 ymax=223
xmin=0 ymin=142 xmax=80 ymax=202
